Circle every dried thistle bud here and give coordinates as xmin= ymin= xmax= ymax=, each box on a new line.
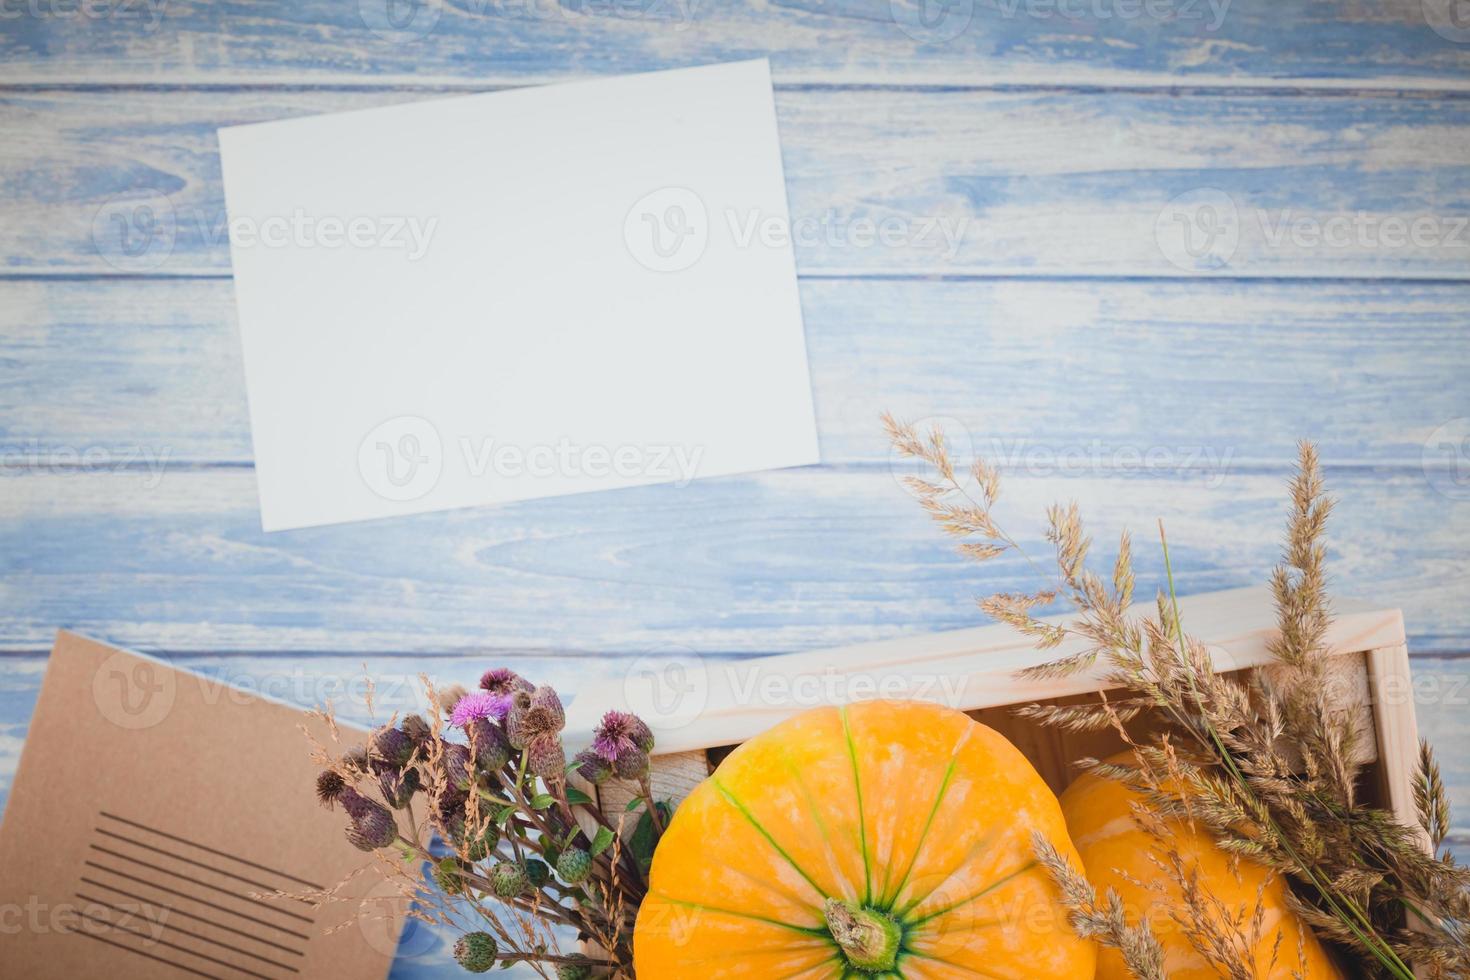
xmin=489 ymin=860 xmax=529 ymax=898
xmin=441 ymin=741 xmax=473 ymax=790
xmin=557 ymin=847 xmax=592 ymax=885
xmin=526 ymin=733 xmax=567 ymax=782
xmin=315 ymin=770 xmax=347 ymax=808
xmin=432 ymin=789 xmax=468 ymax=843
xmin=593 ymin=711 xmax=652 ymax=780
xmin=341 ymin=745 xmax=370 ymax=775
xmin=453 ymin=931 xmax=498 ymax=973
xmin=436 ymin=682 xmax=469 ymax=713
xmin=506 ymin=686 xmax=564 ymax=750
xmin=479 ymin=668 xmax=533 ymax=697
xmin=556 ymin=965 xmax=591 ymax=980
xmin=378 ymin=767 xmax=420 ymax=809
xmin=572 ymin=749 xmax=613 ymax=786
xmin=466 ymin=718 xmax=512 ymax=772
xmin=400 ymin=713 xmax=432 ymax=747
xmin=339 ymin=787 xmax=398 ymax=850
xmin=524 ymin=858 xmax=551 ymax=889
xmin=369 ymin=725 xmax=414 ymax=773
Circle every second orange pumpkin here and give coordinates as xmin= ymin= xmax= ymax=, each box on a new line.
xmin=1061 ymin=755 xmax=1343 ymax=979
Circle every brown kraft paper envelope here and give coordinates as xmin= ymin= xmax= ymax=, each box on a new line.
xmin=0 ymin=631 xmax=406 ymax=979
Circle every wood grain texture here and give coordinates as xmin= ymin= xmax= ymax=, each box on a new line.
xmin=4 ymin=277 xmax=1470 ymax=467
xmin=3 ymin=4 xmax=1470 ymax=975
xmin=4 ymin=88 xmax=1469 ymax=278
xmin=2 ymin=0 xmax=1468 ymax=89
xmin=3 ymin=465 xmax=1467 ymax=654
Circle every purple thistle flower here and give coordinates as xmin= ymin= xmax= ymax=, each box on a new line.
xmin=591 ymin=710 xmax=654 ymax=780
xmin=479 ymin=668 xmax=533 ymax=697
xmin=450 ymin=691 xmax=512 ymax=727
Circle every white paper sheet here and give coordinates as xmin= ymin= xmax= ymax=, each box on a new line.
xmin=219 ymin=59 xmax=819 ymax=531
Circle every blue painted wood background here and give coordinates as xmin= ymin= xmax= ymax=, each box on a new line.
xmin=2 ymin=2 xmax=1469 ymax=975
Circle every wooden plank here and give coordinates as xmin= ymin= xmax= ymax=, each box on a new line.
xmin=572 ymin=586 xmax=1399 ymax=755
xmin=5 ymin=89 xmax=1469 ymax=278
xmin=1366 ymin=644 xmax=1429 ymax=847
xmin=2 ymin=465 xmax=1466 ymax=654
xmin=4 ymin=277 xmax=1469 ymax=467
xmin=1 ymin=0 xmax=1468 ymax=89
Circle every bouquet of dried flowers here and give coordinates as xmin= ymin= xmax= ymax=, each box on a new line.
xmin=887 ymin=414 xmax=1470 ymax=979
xmin=307 ymin=671 xmax=667 ymax=978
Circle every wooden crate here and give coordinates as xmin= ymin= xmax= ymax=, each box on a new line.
xmin=566 ymin=586 xmax=1420 ymax=831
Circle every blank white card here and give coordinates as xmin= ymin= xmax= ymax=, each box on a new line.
xmin=219 ymin=60 xmax=819 ymax=531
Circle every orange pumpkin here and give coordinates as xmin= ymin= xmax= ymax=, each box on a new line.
xmin=634 ymin=700 xmax=1097 ymax=978
xmin=1061 ymin=756 xmax=1342 ymax=979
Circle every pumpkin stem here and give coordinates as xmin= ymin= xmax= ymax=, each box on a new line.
xmin=823 ymin=898 xmax=901 ymax=972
